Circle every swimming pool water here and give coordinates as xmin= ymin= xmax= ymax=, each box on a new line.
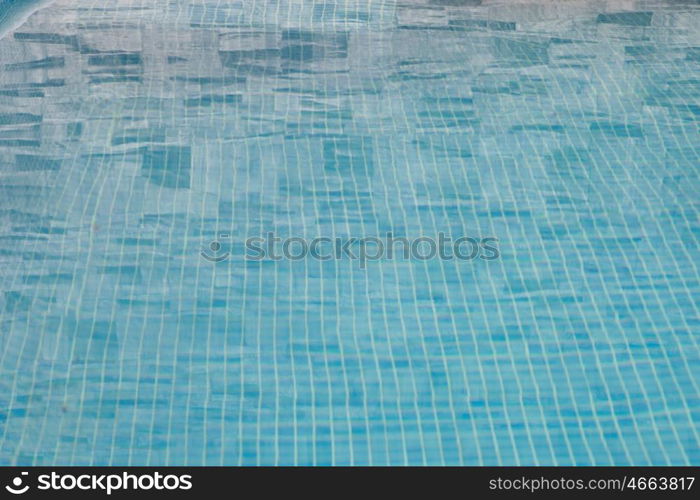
xmin=0 ymin=0 xmax=698 ymax=465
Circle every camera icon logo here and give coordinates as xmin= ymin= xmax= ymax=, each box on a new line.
xmin=5 ymin=472 xmax=29 ymax=495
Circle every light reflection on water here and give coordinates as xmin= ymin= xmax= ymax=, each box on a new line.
xmin=0 ymin=0 xmax=698 ymax=465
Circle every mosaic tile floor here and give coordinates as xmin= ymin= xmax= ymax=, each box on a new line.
xmin=0 ymin=0 xmax=698 ymax=465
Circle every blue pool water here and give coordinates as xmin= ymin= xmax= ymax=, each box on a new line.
xmin=0 ymin=0 xmax=698 ymax=465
